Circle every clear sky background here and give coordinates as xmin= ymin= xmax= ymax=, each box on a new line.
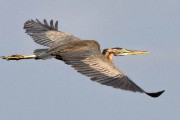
xmin=0 ymin=0 xmax=179 ymax=120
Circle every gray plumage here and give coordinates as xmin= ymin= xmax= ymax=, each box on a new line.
xmin=48 ymin=40 xmax=144 ymax=92
xmin=24 ymin=19 xmax=80 ymax=47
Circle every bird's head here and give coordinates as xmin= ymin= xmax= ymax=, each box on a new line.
xmin=102 ymin=47 xmax=149 ymax=56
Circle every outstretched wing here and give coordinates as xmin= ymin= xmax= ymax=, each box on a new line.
xmin=48 ymin=40 xmax=164 ymax=97
xmin=24 ymin=19 xmax=81 ymax=47
xmin=48 ymin=40 xmax=145 ymax=93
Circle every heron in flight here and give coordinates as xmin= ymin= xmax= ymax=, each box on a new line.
xmin=2 ymin=19 xmax=164 ymax=97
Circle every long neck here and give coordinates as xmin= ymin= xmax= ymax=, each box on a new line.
xmin=102 ymin=49 xmax=115 ymax=62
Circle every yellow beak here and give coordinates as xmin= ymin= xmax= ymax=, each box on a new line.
xmin=119 ymin=49 xmax=150 ymax=56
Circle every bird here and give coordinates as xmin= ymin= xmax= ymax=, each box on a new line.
xmin=1 ymin=19 xmax=164 ymax=98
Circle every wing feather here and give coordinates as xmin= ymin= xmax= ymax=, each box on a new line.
xmin=48 ymin=41 xmax=145 ymax=93
xmin=22 ymin=19 xmax=164 ymax=97
xmin=24 ymin=19 xmax=81 ymax=47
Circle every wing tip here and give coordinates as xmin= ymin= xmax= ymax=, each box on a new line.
xmin=145 ymin=90 xmax=165 ymax=98
xmin=24 ymin=19 xmax=59 ymax=31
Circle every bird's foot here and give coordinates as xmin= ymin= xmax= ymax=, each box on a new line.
xmin=1 ymin=54 xmax=37 ymax=61
xmin=1 ymin=55 xmax=26 ymax=60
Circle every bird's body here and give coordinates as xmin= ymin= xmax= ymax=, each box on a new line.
xmin=2 ymin=19 xmax=164 ymax=98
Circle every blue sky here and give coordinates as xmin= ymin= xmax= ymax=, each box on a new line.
xmin=0 ymin=0 xmax=180 ymax=120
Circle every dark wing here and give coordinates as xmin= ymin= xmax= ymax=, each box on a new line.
xmin=48 ymin=40 xmax=164 ymax=97
xmin=24 ymin=19 xmax=81 ymax=47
